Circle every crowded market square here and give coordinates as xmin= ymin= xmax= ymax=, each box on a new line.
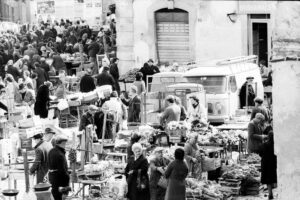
xmin=0 ymin=0 xmax=299 ymax=200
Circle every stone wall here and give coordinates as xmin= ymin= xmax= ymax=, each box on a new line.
xmin=115 ymin=0 xmax=135 ymax=75
xmin=116 ymin=0 xmax=276 ymax=74
xmin=271 ymin=1 xmax=300 ymax=199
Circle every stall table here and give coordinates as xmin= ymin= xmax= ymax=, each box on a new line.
xmin=216 ymin=123 xmax=248 ymax=130
xmin=75 ymin=179 xmax=108 ymax=200
xmin=65 ymin=61 xmax=81 ymax=76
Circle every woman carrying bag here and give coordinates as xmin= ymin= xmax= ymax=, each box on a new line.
xmin=149 ymin=147 xmax=170 ymax=200
xmin=125 ymin=143 xmax=150 ymax=200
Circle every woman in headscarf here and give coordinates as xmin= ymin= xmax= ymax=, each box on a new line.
xmin=165 ymin=148 xmax=189 ymax=200
xmin=184 ymin=132 xmax=201 ymax=178
xmin=149 ymin=147 xmax=170 ymax=200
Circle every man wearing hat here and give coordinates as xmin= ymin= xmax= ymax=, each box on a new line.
xmin=239 ymin=77 xmax=256 ymax=109
xmin=139 ymin=59 xmax=160 ymax=87
xmin=44 ymin=127 xmax=56 ymax=147
xmin=251 ymin=97 xmax=270 ymax=122
xmin=48 ymin=134 xmax=70 ymax=200
xmin=30 ymin=132 xmax=52 ymax=183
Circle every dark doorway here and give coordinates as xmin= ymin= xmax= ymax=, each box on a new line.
xmin=252 ymin=23 xmax=268 ymax=66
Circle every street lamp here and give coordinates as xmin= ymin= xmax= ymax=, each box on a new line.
xmin=227 ymin=12 xmax=238 ymax=23
xmin=167 ymin=0 xmax=174 ymax=10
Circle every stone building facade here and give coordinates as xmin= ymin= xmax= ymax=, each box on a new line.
xmin=0 ymin=0 xmax=31 ymax=23
xmin=115 ymin=0 xmax=277 ymax=74
xmin=271 ymin=1 xmax=300 ymax=199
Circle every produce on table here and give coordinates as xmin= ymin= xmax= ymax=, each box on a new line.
xmin=246 ymin=153 xmax=261 ymax=164
xmin=119 ymin=68 xmax=140 ymax=82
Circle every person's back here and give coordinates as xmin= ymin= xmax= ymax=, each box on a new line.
xmin=133 ymin=80 xmax=145 ymax=95
xmin=162 ymin=104 xmax=181 ymax=126
xmin=80 ymin=73 xmax=96 ymax=93
xmin=40 ymin=61 xmax=50 ymax=73
xmin=251 ymin=105 xmax=269 ymax=121
xmin=96 ymin=68 xmax=115 ymax=88
xmin=132 ymin=72 xmax=145 ymax=95
xmin=37 ymin=141 xmax=52 ymax=173
xmin=168 ymin=160 xmax=188 ymax=180
xmin=6 ymin=65 xmax=21 ymax=81
xmin=52 ymin=54 xmax=67 ymax=72
xmin=34 ymin=66 xmax=47 ymax=89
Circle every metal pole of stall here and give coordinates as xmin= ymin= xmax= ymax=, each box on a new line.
xmin=246 ymin=83 xmax=249 ymax=113
xmin=22 ymin=149 xmax=30 ymax=193
xmin=100 ymin=111 xmax=108 ymax=154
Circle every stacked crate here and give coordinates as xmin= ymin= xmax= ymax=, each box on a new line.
xmin=59 ymin=109 xmax=78 ymax=128
xmin=218 ymin=178 xmax=242 ymax=196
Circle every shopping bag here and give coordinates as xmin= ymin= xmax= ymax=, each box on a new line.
xmin=157 ymin=176 xmax=168 ymax=189
xmin=108 ymin=174 xmax=127 ymax=198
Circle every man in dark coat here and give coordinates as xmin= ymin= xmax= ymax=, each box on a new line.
xmin=6 ymin=60 xmax=21 ymax=81
xmin=40 ymin=57 xmax=50 ymax=74
xmin=79 ymin=68 xmax=96 ymax=93
xmin=239 ymin=76 xmax=256 ymax=108
xmin=250 ymin=97 xmax=270 ymax=122
xmin=88 ymin=35 xmax=100 ymax=62
xmin=30 ymin=133 xmax=52 ymax=183
xmin=121 ymin=85 xmax=141 ymax=123
xmin=96 ymin=66 xmax=116 ymax=89
xmin=48 ymin=134 xmax=70 ymax=200
xmin=52 ymin=53 xmax=67 ymax=74
xmin=109 ymin=58 xmax=120 ymax=94
xmin=34 ymin=62 xmax=49 ymax=89
xmin=247 ymin=113 xmax=267 ymax=154
xmin=139 ymin=59 xmax=160 ymax=86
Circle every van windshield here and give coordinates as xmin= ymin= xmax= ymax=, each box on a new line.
xmin=185 ymin=76 xmax=227 ymax=94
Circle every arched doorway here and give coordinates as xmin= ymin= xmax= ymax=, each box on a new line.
xmin=155 ymin=8 xmax=189 ymax=65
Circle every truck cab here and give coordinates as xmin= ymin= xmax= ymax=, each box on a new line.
xmin=183 ymin=55 xmax=264 ymax=123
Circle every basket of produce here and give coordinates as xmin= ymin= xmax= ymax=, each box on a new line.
xmin=119 ymin=68 xmax=140 ymax=82
xmin=246 ymin=153 xmax=261 ymax=164
xmin=202 ymin=183 xmax=223 ymax=200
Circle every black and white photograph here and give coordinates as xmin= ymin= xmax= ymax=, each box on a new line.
xmin=0 ymin=0 xmax=299 ymax=200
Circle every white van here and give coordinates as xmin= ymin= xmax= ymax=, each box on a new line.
xmin=183 ymin=55 xmax=264 ymax=123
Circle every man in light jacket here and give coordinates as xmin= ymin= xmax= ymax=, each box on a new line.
xmin=30 ymin=133 xmax=52 ymax=183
